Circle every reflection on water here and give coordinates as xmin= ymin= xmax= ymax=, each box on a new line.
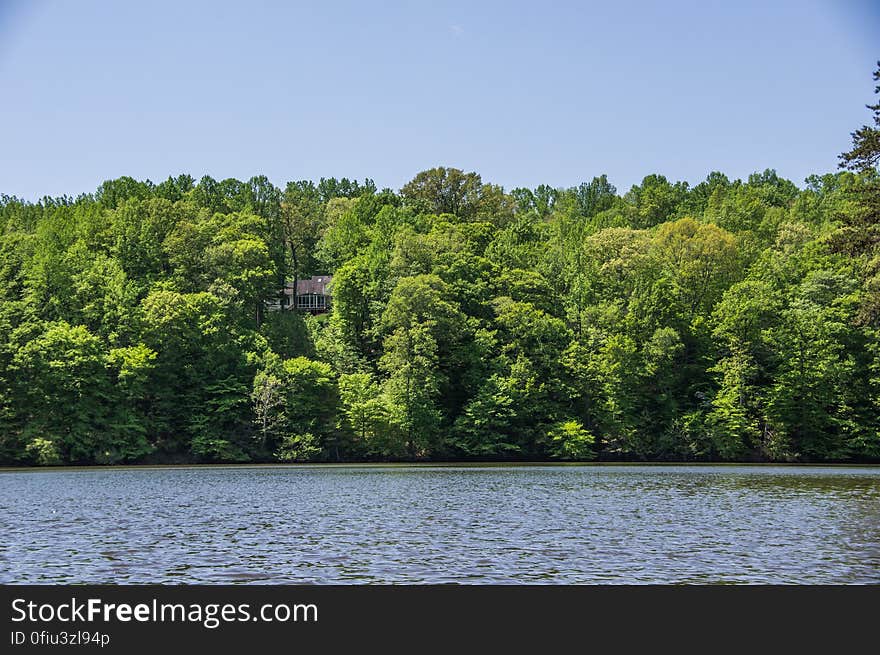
xmin=1 ymin=465 xmax=879 ymax=584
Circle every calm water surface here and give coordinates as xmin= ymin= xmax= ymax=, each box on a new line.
xmin=1 ymin=465 xmax=879 ymax=584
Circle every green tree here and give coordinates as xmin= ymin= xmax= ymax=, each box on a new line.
xmin=380 ymin=323 xmax=443 ymax=458
xmin=400 ymin=167 xmax=513 ymax=223
xmin=544 ymin=420 xmax=596 ymax=460
xmin=275 ymin=357 xmax=339 ymax=461
xmin=338 ymin=372 xmax=389 ymax=456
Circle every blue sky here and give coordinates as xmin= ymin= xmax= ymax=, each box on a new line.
xmin=1 ymin=0 xmax=878 ymax=200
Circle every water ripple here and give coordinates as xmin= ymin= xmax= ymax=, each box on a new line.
xmin=1 ymin=465 xmax=879 ymax=584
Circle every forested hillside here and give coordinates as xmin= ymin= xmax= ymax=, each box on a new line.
xmin=2 ymin=70 xmax=879 ymax=465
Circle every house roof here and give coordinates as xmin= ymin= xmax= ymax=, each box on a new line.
xmin=295 ymin=275 xmax=332 ymax=295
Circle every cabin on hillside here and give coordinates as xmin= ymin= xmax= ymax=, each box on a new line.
xmin=267 ymin=275 xmax=333 ymax=313
xmin=294 ymin=275 xmax=332 ymax=312
xmin=268 ymin=275 xmax=332 ymax=314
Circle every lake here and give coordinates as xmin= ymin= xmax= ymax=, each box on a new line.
xmin=1 ymin=464 xmax=879 ymax=584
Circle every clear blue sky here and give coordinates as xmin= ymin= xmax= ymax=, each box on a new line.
xmin=1 ymin=0 xmax=878 ymax=200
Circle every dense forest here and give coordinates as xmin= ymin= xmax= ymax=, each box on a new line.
xmin=2 ymin=68 xmax=879 ymax=466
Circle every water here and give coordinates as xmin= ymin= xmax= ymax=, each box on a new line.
xmin=1 ymin=464 xmax=879 ymax=584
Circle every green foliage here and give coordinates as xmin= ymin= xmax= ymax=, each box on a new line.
xmin=400 ymin=167 xmax=513 ymax=224
xmin=276 ymin=433 xmax=321 ymax=462
xmin=337 ymin=372 xmax=389 ymax=456
xmin=25 ymin=437 xmax=61 ymax=465
xmin=4 ymin=72 xmax=880 ymax=466
xmin=545 ymin=420 xmax=597 ymax=460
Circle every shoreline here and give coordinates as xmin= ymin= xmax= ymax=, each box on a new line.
xmin=3 ymin=460 xmax=880 ymax=473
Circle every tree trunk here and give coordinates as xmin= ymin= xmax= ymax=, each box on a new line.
xmin=289 ymin=244 xmax=299 ymax=312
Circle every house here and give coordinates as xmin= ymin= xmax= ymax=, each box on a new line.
xmin=267 ymin=275 xmax=333 ymax=313
xmin=294 ymin=275 xmax=332 ymax=312
xmin=271 ymin=275 xmax=332 ymax=313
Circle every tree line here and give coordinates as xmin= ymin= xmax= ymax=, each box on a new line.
xmin=1 ymin=67 xmax=879 ymax=465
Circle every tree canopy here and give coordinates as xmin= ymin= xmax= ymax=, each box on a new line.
xmin=2 ymin=65 xmax=880 ymax=466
